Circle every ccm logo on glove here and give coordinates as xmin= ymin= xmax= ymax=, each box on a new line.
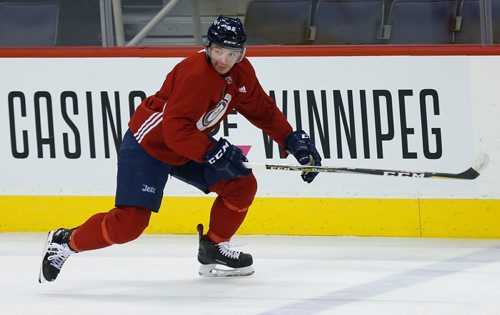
xmin=207 ymin=141 xmax=230 ymax=165
xmin=205 ymin=138 xmax=251 ymax=180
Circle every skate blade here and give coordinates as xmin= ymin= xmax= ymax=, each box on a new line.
xmin=38 ymin=230 xmax=55 ymax=283
xmin=199 ymin=264 xmax=254 ymax=277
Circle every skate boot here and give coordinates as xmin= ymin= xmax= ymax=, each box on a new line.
xmin=38 ymin=228 xmax=76 ymax=283
xmin=197 ymin=224 xmax=254 ymax=277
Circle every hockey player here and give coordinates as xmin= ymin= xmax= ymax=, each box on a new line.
xmin=39 ymin=15 xmax=322 ymax=281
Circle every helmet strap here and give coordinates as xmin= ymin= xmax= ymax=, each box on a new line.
xmin=204 ymin=45 xmax=210 ymax=59
xmin=238 ymin=47 xmax=246 ymax=62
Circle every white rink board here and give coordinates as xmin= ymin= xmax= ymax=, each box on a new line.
xmin=0 ymin=56 xmax=498 ymax=198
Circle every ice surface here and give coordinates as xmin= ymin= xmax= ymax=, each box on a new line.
xmin=1 ymin=233 xmax=500 ymax=314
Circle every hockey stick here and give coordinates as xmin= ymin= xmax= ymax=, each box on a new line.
xmin=243 ymin=152 xmax=489 ymax=180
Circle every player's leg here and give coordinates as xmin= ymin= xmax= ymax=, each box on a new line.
xmin=198 ymin=175 xmax=257 ymax=276
xmin=39 ymin=130 xmax=171 ymax=283
xmin=205 ymin=175 xmax=257 ymax=243
xmin=171 ymin=162 xmax=257 ymax=276
xmin=39 ymin=206 xmax=152 ymax=283
xmin=69 ymin=206 xmax=152 ymax=252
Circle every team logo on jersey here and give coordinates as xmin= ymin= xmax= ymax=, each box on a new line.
xmin=196 ymin=93 xmax=232 ymax=131
xmin=238 ymin=86 xmax=247 ymax=93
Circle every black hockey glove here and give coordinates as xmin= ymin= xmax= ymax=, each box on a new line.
xmin=285 ymin=130 xmax=322 ymax=183
xmin=205 ymin=138 xmax=251 ymax=180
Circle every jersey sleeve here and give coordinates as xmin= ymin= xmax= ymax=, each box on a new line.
xmin=236 ymin=62 xmax=293 ymax=148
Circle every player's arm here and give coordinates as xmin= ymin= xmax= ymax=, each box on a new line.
xmin=236 ymin=75 xmax=292 ymax=149
xmin=237 ymin=68 xmax=322 ymax=183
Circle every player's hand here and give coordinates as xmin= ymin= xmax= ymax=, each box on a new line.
xmin=205 ymin=138 xmax=251 ymax=180
xmin=285 ymin=130 xmax=322 ymax=183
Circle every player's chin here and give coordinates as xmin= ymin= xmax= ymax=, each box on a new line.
xmin=216 ymin=67 xmax=229 ymax=75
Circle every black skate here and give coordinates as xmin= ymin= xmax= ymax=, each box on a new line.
xmin=38 ymin=228 xmax=75 ymax=283
xmin=197 ymin=224 xmax=254 ymax=277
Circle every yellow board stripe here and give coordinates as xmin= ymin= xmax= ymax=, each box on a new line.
xmin=1 ymin=196 xmax=499 ymax=237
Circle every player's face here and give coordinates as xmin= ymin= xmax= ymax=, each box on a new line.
xmin=208 ymin=44 xmax=242 ymax=75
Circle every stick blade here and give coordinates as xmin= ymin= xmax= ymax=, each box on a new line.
xmin=449 ymin=153 xmax=490 ymax=180
xmin=456 ymin=167 xmax=480 ymax=180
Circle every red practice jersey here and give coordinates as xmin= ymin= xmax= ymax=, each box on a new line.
xmin=128 ymin=51 xmax=293 ymax=165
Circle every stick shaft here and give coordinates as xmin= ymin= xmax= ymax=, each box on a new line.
xmin=243 ymin=162 xmax=480 ymax=180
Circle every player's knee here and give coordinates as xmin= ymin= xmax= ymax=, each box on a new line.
xmin=221 ymin=174 xmax=257 ymax=209
xmin=104 ymin=206 xmax=151 ymax=244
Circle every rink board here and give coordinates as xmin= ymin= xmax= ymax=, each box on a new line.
xmin=1 ymin=196 xmax=500 ymax=238
xmin=1 ymin=46 xmax=500 ymax=237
